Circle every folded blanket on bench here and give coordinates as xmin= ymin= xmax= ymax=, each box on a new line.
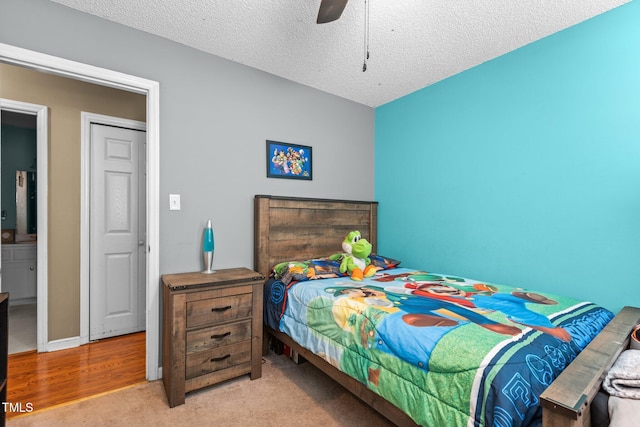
xmin=603 ymin=349 xmax=640 ymax=399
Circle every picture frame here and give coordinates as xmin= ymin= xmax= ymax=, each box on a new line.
xmin=266 ymin=140 xmax=312 ymax=180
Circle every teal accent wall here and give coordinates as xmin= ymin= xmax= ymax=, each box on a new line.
xmin=375 ymin=1 xmax=640 ymax=313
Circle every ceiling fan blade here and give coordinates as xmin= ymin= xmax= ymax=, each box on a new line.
xmin=317 ymin=0 xmax=349 ymax=24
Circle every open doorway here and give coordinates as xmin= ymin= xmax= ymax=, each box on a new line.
xmin=0 ymin=42 xmax=160 ymax=381
xmin=0 ymin=100 xmax=48 ymax=355
xmin=1 ymin=109 xmax=38 ymax=354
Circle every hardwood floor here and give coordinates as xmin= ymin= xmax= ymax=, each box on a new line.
xmin=6 ymin=332 xmax=146 ymax=419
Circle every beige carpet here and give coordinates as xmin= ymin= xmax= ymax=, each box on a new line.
xmin=8 ymin=352 xmax=395 ymax=426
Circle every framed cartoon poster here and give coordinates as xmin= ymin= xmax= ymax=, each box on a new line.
xmin=266 ymin=140 xmax=312 ymax=180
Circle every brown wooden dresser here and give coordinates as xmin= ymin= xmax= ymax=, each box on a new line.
xmin=162 ymin=267 xmax=264 ymax=407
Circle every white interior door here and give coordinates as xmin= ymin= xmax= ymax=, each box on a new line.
xmin=90 ymin=123 xmax=146 ymax=340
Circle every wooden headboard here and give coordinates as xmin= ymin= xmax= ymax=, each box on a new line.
xmin=253 ymin=195 xmax=378 ymax=278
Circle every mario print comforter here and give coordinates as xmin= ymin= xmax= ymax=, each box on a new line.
xmin=264 ymin=264 xmax=613 ymax=427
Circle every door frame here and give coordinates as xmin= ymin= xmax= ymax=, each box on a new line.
xmin=80 ymin=112 xmax=147 ymax=344
xmin=0 ymin=98 xmax=48 ymax=353
xmin=0 ymin=42 xmax=161 ymax=381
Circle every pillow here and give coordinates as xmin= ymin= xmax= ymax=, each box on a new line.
xmin=368 ymin=253 xmax=402 ymax=270
xmin=271 ymin=257 xmax=341 ymax=285
xmin=272 ymin=253 xmax=401 ymax=285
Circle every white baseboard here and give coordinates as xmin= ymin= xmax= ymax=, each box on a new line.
xmin=46 ymin=336 xmax=80 ymax=352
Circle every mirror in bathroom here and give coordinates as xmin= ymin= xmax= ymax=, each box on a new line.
xmin=15 ymin=170 xmax=37 ymax=235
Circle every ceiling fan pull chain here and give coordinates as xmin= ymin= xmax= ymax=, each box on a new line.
xmin=363 ymin=0 xmax=370 ymax=72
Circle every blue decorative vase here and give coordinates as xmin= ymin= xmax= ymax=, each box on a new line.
xmin=203 ymin=219 xmax=215 ymax=273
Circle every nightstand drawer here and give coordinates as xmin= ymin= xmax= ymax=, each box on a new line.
xmin=185 ymin=341 xmax=251 ymax=379
xmin=186 ymin=319 xmax=251 ymax=354
xmin=186 ymin=293 xmax=252 ymax=328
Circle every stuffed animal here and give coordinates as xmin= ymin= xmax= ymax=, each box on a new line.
xmin=338 ymin=230 xmax=377 ymax=281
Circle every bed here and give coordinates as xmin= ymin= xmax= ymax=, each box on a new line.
xmin=254 ymin=194 xmax=640 ymax=426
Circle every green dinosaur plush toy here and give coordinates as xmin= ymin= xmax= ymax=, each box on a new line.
xmin=338 ymin=230 xmax=376 ymax=281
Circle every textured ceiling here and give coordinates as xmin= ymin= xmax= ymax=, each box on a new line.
xmin=50 ymin=0 xmax=629 ymax=107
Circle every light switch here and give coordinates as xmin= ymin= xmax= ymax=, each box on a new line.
xmin=169 ymin=194 xmax=181 ymax=210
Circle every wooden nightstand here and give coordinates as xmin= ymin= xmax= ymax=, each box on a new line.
xmin=161 ymin=267 xmax=265 ymax=407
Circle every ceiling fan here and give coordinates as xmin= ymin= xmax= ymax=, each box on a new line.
xmin=317 ymin=0 xmax=349 ymax=24
xmin=317 ymin=0 xmax=371 ymax=72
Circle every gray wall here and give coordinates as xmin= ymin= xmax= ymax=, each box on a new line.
xmin=0 ymin=0 xmax=375 ymax=275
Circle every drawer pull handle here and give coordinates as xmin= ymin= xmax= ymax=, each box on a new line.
xmin=211 ymin=332 xmax=231 ymax=340
xmin=211 ymin=305 xmax=232 ymax=312
xmin=210 ymin=354 xmax=231 ymax=362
